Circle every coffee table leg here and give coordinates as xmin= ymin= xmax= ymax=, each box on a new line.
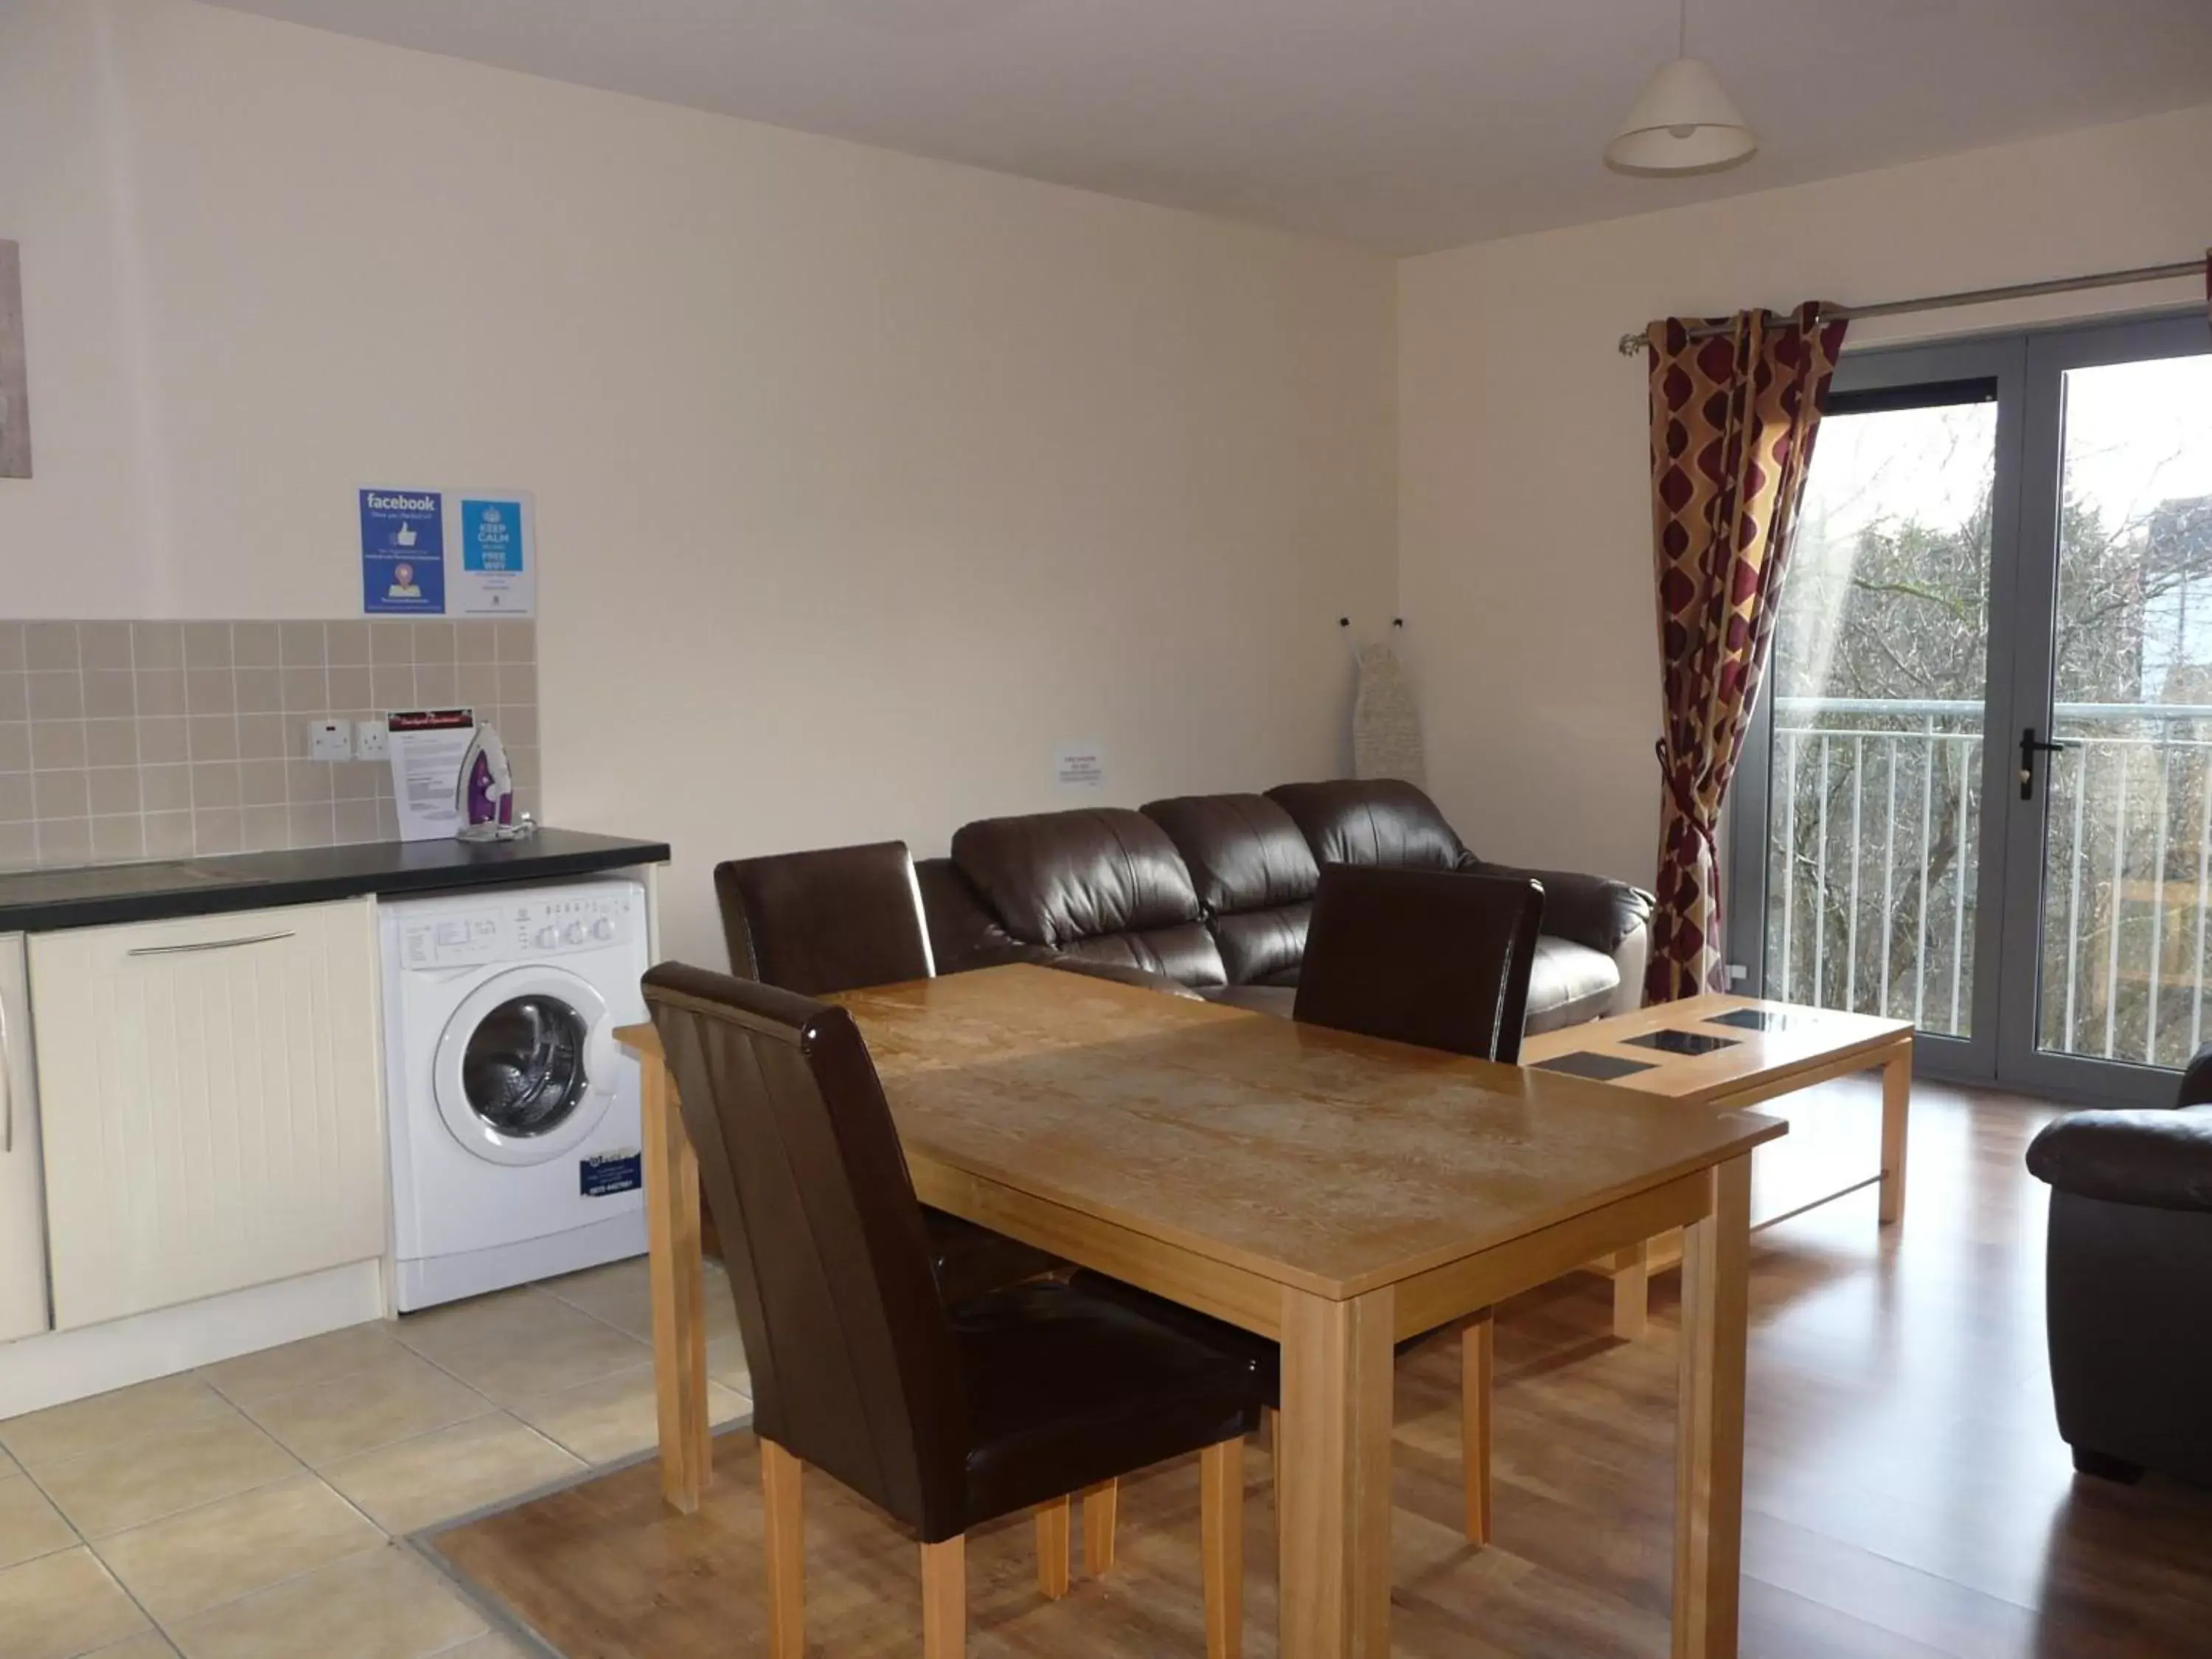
xmin=1278 ymin=1285 xmax=1395 ymax=1659
xmin=1674 ymin=1155 xmax=1752 ymax=1659
xmin=1879 ymin=1042 xmax=1910 ymax=1225
xmin=1611 ymin=1241 xmax=1650 ymax=1340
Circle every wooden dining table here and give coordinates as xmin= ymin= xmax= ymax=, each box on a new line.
xmin=617 ymin=963 xmax=1784 ymax=1659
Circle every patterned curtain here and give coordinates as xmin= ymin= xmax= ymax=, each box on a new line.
xmin=1644 ymin=302 xmax=1848 ymax=1003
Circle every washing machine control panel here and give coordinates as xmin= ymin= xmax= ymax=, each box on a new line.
xmin=398 ymin=888 xmax=638 ymax=970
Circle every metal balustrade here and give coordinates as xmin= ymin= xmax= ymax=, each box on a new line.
xmin=1765 ymin=696 xmax=2212 ymax=1065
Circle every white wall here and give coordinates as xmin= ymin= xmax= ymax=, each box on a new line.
xmin=0 ymin=0 xmax=1398 ymax=963
xmin=1399 ymin=104 xmax=2212 ymax=898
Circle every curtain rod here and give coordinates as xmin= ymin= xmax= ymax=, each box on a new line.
xmin=1613 ymin=257 xmax=2206 ymax=357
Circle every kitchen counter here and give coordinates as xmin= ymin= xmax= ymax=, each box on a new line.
xmin=0 ymin=829 xmax=671 ymax=933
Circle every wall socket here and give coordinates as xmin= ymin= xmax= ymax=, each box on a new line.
xmin=354 ymin=721 xmax=389 ymax=761
xmin=306 ymin=719 xmax=351 ymax=762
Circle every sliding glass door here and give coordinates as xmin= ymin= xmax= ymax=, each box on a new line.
xmin=2000 ymin=318 xmax=2212 ymax=1098
xmin=1730 ymin=311 xmax=2212 ymax=1101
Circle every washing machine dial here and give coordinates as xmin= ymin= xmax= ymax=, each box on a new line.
xmin=591 ymin=917 xmax=616 ymax=942
xmin=563 ymin=921 xmax=590 ymax=946
xmin=534 ymin=925 xmax=561 ymax=950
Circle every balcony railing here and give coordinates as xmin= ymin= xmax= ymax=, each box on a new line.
xmin=1766 ymin=695 xmax=2212 ymax=1068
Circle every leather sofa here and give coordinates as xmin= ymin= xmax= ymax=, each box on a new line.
xmin=2025 ymin=1047 xmax=2212 ymax=1485
xmin=916 ymin=778 xmax=1652 ymax=1035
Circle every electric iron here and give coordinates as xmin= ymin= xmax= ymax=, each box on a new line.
xmin=453 ymin=722 xmax=536 ymax=843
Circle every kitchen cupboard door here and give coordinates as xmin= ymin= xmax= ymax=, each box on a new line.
xmin=1 ymin=935 xmax=50 ymax=1340
xmin=30 ymin=899 xmax=386 ymax=1329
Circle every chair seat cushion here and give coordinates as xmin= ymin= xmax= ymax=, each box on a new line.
xmin=953 ymin=1281 xmax=1259 ymax=1529
xmin=923 ymin=1208 xmax=1060 ymax=1304
xmin=1524 ymin=936 xmax=1621 ymax=1034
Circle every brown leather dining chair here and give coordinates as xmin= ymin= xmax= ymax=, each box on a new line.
xmin=1081 ymin=863 xmax=1546 ymax=1548
xmin=1294 ymin=863 xmax=1545 ymax=1065
xmin=713 ymin=840 xmax=1060 ymax=1301
xmin=644 ymin=963 xmax=1262 ymax=1659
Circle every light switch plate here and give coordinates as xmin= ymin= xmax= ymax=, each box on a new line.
xmin=354 ymin=720 xmax=389 ymax=761
xmin=307 ymin=719 xmax=351 ymax=762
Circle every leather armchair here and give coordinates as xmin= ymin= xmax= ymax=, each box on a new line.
xmin=2025 ymin=1046 xmax=2212 ymax=1484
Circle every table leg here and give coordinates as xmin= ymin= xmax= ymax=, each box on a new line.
xmin=1462 ymin=1313 xmax=1492 ymax=1545
xmin=1611 ymin=1240 xmax=1651 ymax=1340
xmin=642 ymin=1046 xmax=712 ymax=1513
xmin=1673 ymin=1154 xmax=1752 ymax=1659
xmin=1278 ymin=1286 xmax=1394 ymax=1659
xmin=1879 ymin=1043 xmax=1911 ymax=1225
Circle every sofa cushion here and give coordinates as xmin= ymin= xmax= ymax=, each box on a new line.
xmin=1050 ymin=927 xmax=1228 ymax=987
xmin=1523 ymin=936 xmax=1621 ymax=1034
xmin=1141 ymin=793 xmax=1318 ymax=987
xmin=950 ymin=808 xmax=1227 ymax=989
xmin=1265 ymin=779 xmax=1470 ymax=872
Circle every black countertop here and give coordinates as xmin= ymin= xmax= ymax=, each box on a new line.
xmin=0 ymin=829 xmax=672 ymax=933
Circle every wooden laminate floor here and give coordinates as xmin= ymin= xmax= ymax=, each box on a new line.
xmin=427 ymin=1079 xmax=2212 ymax=1658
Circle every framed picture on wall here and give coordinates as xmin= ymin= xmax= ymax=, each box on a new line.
xmin=0 ymin=241 xmax=27 ymax=479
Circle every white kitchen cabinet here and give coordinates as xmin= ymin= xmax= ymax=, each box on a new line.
xmin=0 ymin=935 xmax=49 ymax=1342
xmin=30 ymin=899 xmax=385 ymax=1330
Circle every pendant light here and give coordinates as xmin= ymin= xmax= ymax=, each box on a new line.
xmin=1604 ymin=0 xmax=1757 ymax=176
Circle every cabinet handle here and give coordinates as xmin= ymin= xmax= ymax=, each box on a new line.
xmin=126 ymin=930 xmax=296 ymax=958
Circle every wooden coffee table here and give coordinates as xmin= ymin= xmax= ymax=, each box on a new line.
xmin=1520 ymin=994 xmax=1912 ymax=1338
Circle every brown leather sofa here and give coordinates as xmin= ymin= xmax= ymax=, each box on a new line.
xmin=2025 ymin=1046 xmax=2212 ymax=1485
xmin=916 ymin=778 xmax=1652 ymax=1034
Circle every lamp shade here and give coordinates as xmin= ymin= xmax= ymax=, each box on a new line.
xmin=1604 ymin=56 xmax=1757 ymax=175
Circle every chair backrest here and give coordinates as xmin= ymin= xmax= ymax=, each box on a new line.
xmin=1293 ymin=866 xmax=1545 ymax=1062
xmin=712 ymin=841 xmax=935 ymax=994
xmin=642 ymin=962 xmax=965 ymax=1537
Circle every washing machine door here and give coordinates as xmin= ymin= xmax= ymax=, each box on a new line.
xmin=433 ymin=967 xmax=619 ymax=1166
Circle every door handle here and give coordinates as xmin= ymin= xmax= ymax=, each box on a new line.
xmin=1 ymin=979 xmax=11 ymax=1155
xmin=2019 ymin=726 xmax=2073 ymax=801
xmin=126 ymin=930 xmax=295 ymax=958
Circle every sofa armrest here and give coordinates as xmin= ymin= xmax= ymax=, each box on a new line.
xmin=1464 ymin=858 xmax=1655 ymax=957
xmin=2027 ymin=1108 xmax=2212 ymax=1214
xmin=2177 ymin=1042 xmax=2212 ymax=1107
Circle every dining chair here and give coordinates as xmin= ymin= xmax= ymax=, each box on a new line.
xmin=1082 ymin=864 xmax=1545 ymax=1550
xmin=643 ymin=962 xmax=1262 ymax=1659
xmin=713 ymin=840 xmax=1058 ymax=1301
xmin=1293 ymin=863 xmax=1545 ymax=1063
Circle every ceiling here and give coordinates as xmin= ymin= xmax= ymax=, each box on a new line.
xmin=203 ymin=0 xmax=2212 ymax=253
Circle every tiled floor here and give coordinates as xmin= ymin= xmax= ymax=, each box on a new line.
xmin=0 ymin=1257 xmax=752 ymax=1659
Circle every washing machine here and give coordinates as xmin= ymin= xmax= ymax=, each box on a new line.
xmin=380 ymin=877 xmax=651 ymax=1311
